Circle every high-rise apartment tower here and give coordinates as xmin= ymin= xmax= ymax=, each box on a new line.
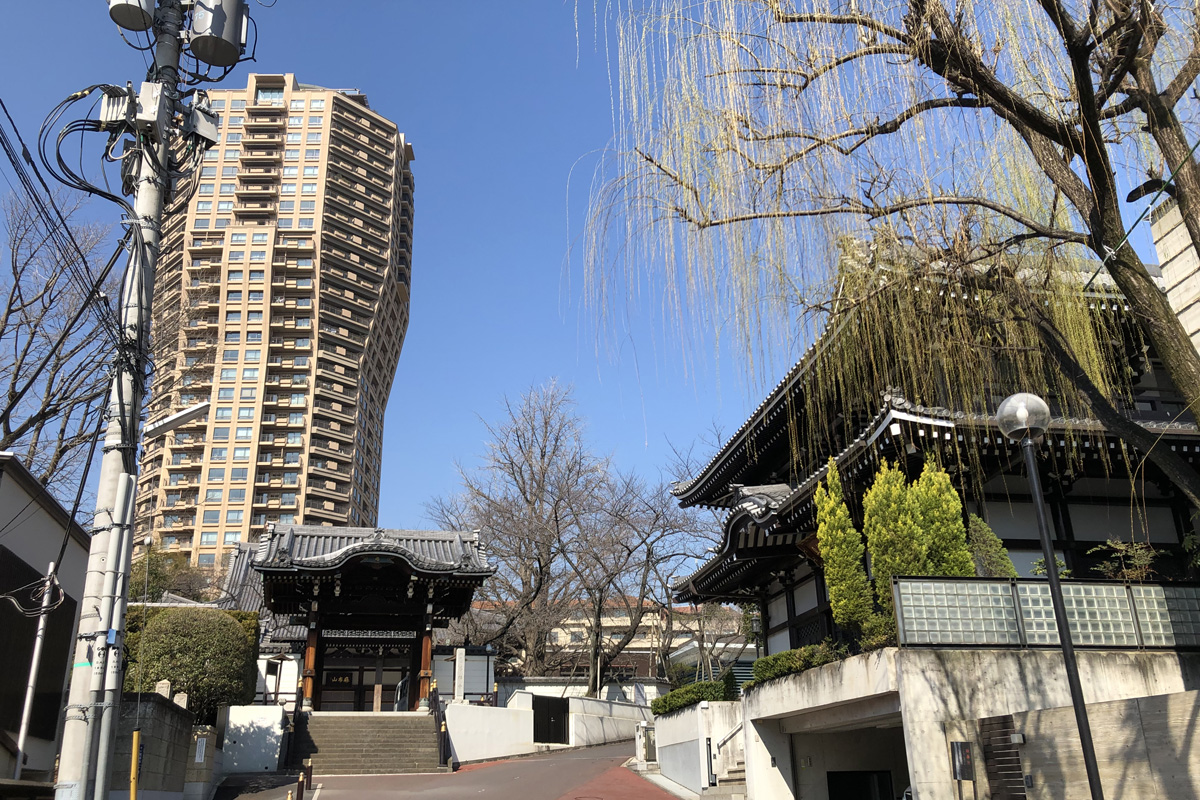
xmin=135 ymin=74 xmax=414 ymax=567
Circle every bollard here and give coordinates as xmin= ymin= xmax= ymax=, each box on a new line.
xmin=286 ymin=792 xmax=293 ymax=800
xmin=130 ymin=728 xmax=141 ymax=800
xmin=304 ymin=757 xmax=314 ymax=788
xmin=296 ymin=770 xmax=306 ymax=800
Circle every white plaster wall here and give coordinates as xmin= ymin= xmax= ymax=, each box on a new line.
xmin=445 ymin=704 xmax=535 ymax=764
xmin=254 ymin=656 xmax=300 ymax=707
xmin=567 ymin=695 xmax=651 ymax=747
xmin=223 ymin=706 xmax=285 ymax=773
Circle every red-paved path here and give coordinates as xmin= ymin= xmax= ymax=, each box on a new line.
xmin=216 ymin=743 xmax=679 ymax=800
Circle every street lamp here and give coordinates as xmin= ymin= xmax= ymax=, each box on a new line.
xmin=750 ymin=614 xmax=761 ymax=660
xmin=997 ymin=393 xmax=1104 ymax=800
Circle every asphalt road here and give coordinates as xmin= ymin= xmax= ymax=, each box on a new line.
xmin=217 ymin=743 xmax=679 ymax=800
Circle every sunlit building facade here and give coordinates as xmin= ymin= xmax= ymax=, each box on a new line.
xmin=135 ymin=73 xmax=414 ymax=568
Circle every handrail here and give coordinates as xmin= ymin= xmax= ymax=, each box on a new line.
xmin=715 ymin=720 xmax=743 ymax=751
xmin=429 ymin=683 xmax=451 ymax=770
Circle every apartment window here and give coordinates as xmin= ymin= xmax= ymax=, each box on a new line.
xmin=203 ymin=511 xmax=220 ymax=525
xmin=290 ymin=99 xmax=305 ymax=110
xmin=289 ymin=116 xmax=302 ymax=127
xmin=250 ymin=252 xmax=266 ymax=263
xmin=227 ymin=271 xmax=243 ymax=282
xmin=305 ymin=149 xmax=319 ymax=160
xmin=224 ymin=531 xmax=241 ymax=544
xmin=284 ymin=452 xmax=301 ymax=465
xmin=238 ymin=408 xmax=255 ymax=420
xmin=200 ymin=531 xmax=218 ymax=545
xmin=281 ymin=492 xmax=297 ymax=505
xmin=246 ymin=332 xmax=262 ymax=344
xmin=226 ymin=509 xmax=244 ymax=523
xmin=217 ymin=201 xmax=233 ymax=212
xmin=299 ymin=200 xmax=315 ymax=212
xmin=249 ymin=270 xmax=264 ymax=281
xmin=171 ymin=453 xmax=186 ymax=466
xmin=242 ymin=368 xmax=259 ymax=379
xmin=169 ymin=473 xmax=186 ymax=486
xmin=205 ymin=489 xmax=223 ymax=502
xmin=198 ymin=553 xmax=216 ymax=566
xmin=229 ymin=233 xmax=247 ymax=244
xmin=234 ymin=447 xmax=251 ymax=460
xmin=225 ymin=311 xmax=241 ymax=322
xmin=303 ymin=166 xmax=318 ymax=177
xmin=296 ymin=258 xmax=313 ymax=267
xmin=220 ymin=183 xmax=235 ymax=195
xmin=255 ymin=88 xmax=283 ymax=106
xmin=279 ymin=513 xmax=296 ymax=524
xmin=241 ymin=390 xmax=257 ymax=403
xmin=229 ymin=251 xmax=245 ymax=261
xmin=279 ymin=200 xmax=295 ymax=212
xmin=224 ymin=149 xmax=239 ymax=160
xmin=288 ymin=413 xmax=303 ymax=424
xmin=282 ymin=167 xmax=299 ymax=178
xmin=277 ymin=219 xmax=293 ymax=229
xmin=204 ymin=150 xmax=218 ymax=162
xmin=295 ymin=299 xmax=311 ymax=310
xmin=231 ymin=99 xmax=246 ymax=110
xmin=281 ymin=183 xmax=296 ymax=195
xmin=301 ymin=183 xmax=317 ymax=195
xmin=286 ymin=432 xmax=303 ymax=445
xmin=308 ymin=116 xmax=322 ymax=127
xmin=219 ymin=387 xmax=235 ymax=400
xmin=285 ymin=149 xmax=299 ymax=160
xmin=283 ymin=472 xmax=299 ymax=485
xmin=215 ymin=407 xmax=233 ymax=421
xmin=201 ymin=167 xmax=217 ymax=178
xmin=199 ymin=184 xmax=214 ymax=196
xmin=225 ymin=133 xmax=241 ymax=143
xmin=229 ymin=489 xmax=246 ymax=503
xmin=222 ymin=350 xmax=238 ymax=363
xmin=211 ymin=99 xmax=226 ymax=110
xmin=299 ymin=218 xmax=314 ymax=229
xmin=211 ymin=447 xmax=227 ymax=460
xmin=245 ymin=349 xmax=261 ymax=362
xmin=290 ymin=393 xmax=305 ymax=405
xmin=196 ymin=201 xmax=212 ymax=212
xmin=251 ymin=232 xmax=268 ymax=244
xmin=286 ymin=132 xmax=302 ymax=144
xmin=222 ymin=166 xmax=238 ymax=176
xmin=310 ymin=99 xmax=324 ymax=110
xmin=193 ymin=218 xmax=210 ymax=229
xmin=231 ymin=467 xmax=248 ymax=481
xmin=248 ymin=310 xmax=263 ymax=321
xmin=220 ymin=368 xmax=236 ymax=381
xmin=296 ymin=317 xmax=311 ymax=328
xmin=306 ymin=132 xmax=321 ymax=143
xmin=213 ymin=427 xmax=230 ymax=441
xmin=296 ymin=278 xmax=313 ymax=288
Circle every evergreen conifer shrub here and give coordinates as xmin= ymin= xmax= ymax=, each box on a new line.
xmin=910 ymin=461 xmax=974 ymax=577
xmin=862 ymin=461 xmax=924 ymax=611
xmin=815 ymin=459 xmax=873 ymax=634
xmin=967 ymin=514 xmax=1019 ymax=578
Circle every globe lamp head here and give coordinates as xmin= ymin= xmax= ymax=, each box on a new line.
xmin=996 ymin=393 xmax=1051 ymax=439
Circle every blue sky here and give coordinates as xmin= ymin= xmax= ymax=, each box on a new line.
xmin=0 ymin=2 xmax=1166 ymax=527
xmin=0 ymin=2 xmax=758 ymax=526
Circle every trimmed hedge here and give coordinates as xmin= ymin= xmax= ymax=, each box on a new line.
xmin=742 ymin=639 xmax=848 ymax=692
xmin=650 ymin=680 xmax=730 ymax=716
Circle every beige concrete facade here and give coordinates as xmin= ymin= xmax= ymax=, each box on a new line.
xmin=134 ymin=73 xmax=413 ymax=568
xmin=1151 ymin=198 xmax=1200 ymax=351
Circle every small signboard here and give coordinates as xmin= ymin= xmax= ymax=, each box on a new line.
xmin=950 ymin=741 xmax=974 ymax=781
xmin=325 ymin=671 xmax=354 ymax=687
xmin=324 ymin=629 xmax=417 ymax=639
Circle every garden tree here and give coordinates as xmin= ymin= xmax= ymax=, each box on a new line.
xmin=585 ymin=0 xmax=1200 ymax=511
xmin=127 ymin=546 xmax=215 ymax=603
xmin=908 ymin=461 xmax=974 ymax=577
xmin=1089 ymin=538 xmax=1157 ymax=581
xmin=814 ymin=459 xmax=872 ymax=634
xmin=0 ymin=192 xmax=115 ymax=498
xmin=967 ymin=514 xmax=1019 ymax=578
xmin=862 ymin=460 xmax=923 ymax=611
xmin=129 ymin=607 xmax=255 ymax=723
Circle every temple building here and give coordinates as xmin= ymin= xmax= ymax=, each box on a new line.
xmin=223 ymin=524 xmax=494 ymax=712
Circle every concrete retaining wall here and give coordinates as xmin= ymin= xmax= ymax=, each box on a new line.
xmin=567 ymin=696 xmax=651 ymax=747
xmin=445 ymin=704 xmax=535 ymax=764
xmin=654 ymin=700 xmax=742 ymax=795
xmin=223 ymin=706 xmax=285 ymax=773
xmin=108 ymin=693 xmax=193 ymax=800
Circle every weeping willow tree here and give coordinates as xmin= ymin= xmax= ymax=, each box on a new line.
xmin=585 ymin=0 xmax=1200 ymax=508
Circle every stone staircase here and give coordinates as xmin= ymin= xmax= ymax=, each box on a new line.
xmin=290 ymin=713 xmax=444 ymax=775
xmin=704 ymin=761 xmax=747 ymax=799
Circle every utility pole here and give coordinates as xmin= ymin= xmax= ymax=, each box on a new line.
xmin=56 ymin=1 xmax=240 ymax=798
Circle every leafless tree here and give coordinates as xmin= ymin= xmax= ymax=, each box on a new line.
xmin=0 ymin=192 xmax=114 ymax=498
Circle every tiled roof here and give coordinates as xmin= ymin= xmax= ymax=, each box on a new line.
xmin=253 ymin=525 xmax=494 ymax=576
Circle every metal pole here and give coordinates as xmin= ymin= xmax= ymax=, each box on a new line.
xmin=128 ymin=728 xmax=140 ymax=800
xmin=14 ymin=563 xmax=57 ymax=780
xmin=57 ymin=4 xmax=182 ymax=799
xmin=1021 ymin=437 xmax=1105 ymax=800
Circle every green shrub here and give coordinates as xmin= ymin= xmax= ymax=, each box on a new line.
xmin=744 ymin=639 xmax=848 ymax=691
xmin=650 ymin=680 xmax=730 ymax=716
xmin=858 ymin=613 xmax=897 ymax=651
xmin=967 ymin=514 xmax=1019 ymax=578
xmin=816 ymin=459 xmax=873 ymax=634
xmin=910 ymin=461 xmax=974 ymax=577
xmin=863 ymin=461 xmax=924 ymax=611
xmin=128 ymin=607 xmax=258 ymax=723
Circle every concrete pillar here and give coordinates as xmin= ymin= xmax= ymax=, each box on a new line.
xmin=454 ymin=647 xmax=466 ymax=702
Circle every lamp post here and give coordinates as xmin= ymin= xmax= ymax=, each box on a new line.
xmin=750 ymin=614 xmax=761 ymax=660
xmin=996 ymin=393 xmax=1104 ymax=800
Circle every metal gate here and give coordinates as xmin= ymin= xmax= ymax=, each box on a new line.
xmin=532 ymin=695 xmax=569 ymax=744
